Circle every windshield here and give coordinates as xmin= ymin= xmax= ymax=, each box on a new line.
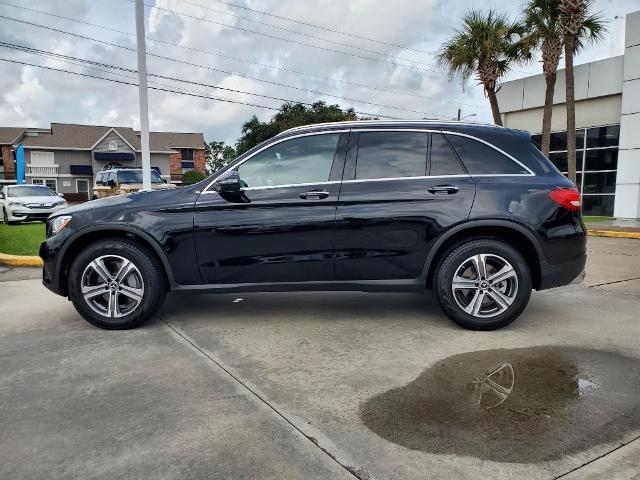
xmin=117 ymin=170 xmax=164 ymax=184
xmin=7 ymin=185 xmax=57 ymax=197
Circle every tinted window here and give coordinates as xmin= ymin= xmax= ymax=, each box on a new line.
xmin=446 ymin=134 xmax=529 ymax=175
xmin=355 ymin=131 xmax=427 ymax=179
xmin=238 ymin=133 xmax=339 ymax=188
xmin=586 ymin=126 xmax=619 ymax=148
xmin=429 ymin=134 xmax=465 ymax=175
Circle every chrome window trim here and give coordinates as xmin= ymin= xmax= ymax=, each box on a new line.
xmin=202 ymin=130 xmax=349 ymax=193
xmin=201 ymin=127 xmax=535 ymax=194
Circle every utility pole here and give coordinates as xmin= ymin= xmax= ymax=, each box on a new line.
xmin=457 ymin=108 xmax=461 ymax=121
xmin=134 ymin=0 xmax=151 ymax=191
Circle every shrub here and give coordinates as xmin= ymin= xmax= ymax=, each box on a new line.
xmin=181 ymin=170 xmax=207 ymax=185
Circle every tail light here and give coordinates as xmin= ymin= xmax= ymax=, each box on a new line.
xmin=548 ymin=188 xmax=581 ymax=211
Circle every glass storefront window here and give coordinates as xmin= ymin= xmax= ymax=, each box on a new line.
xmin=584 ymin=148 xmax=618 ymax=171
xmin=530 ymin=131 xmax=584 ymax=151
xmin=582 ymin=195 xmax=615 ymax=217
xmin=583 ymin=171 xmax=617 ymax=194
xmin=548 ymin=151 xmax=584 ymax=173
xmin=586 ymin=125 xmax=620 ymax=148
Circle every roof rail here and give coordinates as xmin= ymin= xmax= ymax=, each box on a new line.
xmin=277 ymin=119 xmax=501 ymax=136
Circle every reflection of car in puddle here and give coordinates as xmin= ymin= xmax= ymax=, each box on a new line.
xmin=473 ymin=364 xmax=515 ymax=409
xmin=360 ymin=347 xmax=640 ymax=463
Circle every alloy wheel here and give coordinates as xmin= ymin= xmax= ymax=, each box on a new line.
xmin=81 ymin=255 xmax=144 ymax=318
xmin=451 ymin=253 xmax=518 ymax=318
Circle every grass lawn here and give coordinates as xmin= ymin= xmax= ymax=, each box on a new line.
xmin=0 ymin=222 xmax=46 ymax=256
xmin=583 ymin=216 xmax=613 ymax=223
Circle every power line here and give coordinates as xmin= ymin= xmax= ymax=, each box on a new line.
xmin=130 ymin=1 xmax=441 ymax=75
xmin=0 ymin=41 xmax=405 ymax=118
xmin=164 ymin=0 xmax=440 ymax=69
xmin=0 ymin=14 xmax=450 ymax=119
xmin=187 ymin=0 xmax=434 ymax=55
xmin=0 ymin=1 xmax=488 ymax=110
xmin=0 ymin=57 xmax=284 ymax=111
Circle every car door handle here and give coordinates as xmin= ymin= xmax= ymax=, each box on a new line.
xmin=299 ymin=189 xmax=330 ymax=200
xmin=428 ymin=185 xmax=459 ymax=195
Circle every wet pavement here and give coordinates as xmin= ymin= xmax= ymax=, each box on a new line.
xmin=361 ymin=347 xmax=640 ymax=463
xmin=1 ymin=236 xmax=639 ymax=479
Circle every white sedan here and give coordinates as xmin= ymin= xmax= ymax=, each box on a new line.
xmin=0 ymin=184 xmax=68 ymax=224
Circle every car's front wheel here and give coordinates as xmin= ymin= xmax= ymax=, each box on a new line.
xmin=68 ymin=238 xmax=166 ymax=329
xmin=434 ymin=238 xmax=532 ymax=330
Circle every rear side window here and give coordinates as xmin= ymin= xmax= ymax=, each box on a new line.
xmin=355 ymin=131 xmax=427 ymax=179
xmin=446 ymin=134 xmax=529 ymax=175
xmin=429 ymin=134 xmax=465 ymax=175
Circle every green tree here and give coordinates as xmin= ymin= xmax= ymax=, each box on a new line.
xmin=437 ymin=9 xmax=525 ymax=126
xmin=559 ymin=0 xmax=606 ymax=182
xmin=181 ymin=169 xmax=207 ymax=185
xmin=235 ymin=101 xmax=358 ymax=155
xmin=205 ymin=140 xmax=236 ymax=174
xmin=522 ymin=0 xmax=564 ymax=156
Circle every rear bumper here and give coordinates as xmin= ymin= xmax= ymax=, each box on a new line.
xmin=538 ymin=253 xmax=587 ymax=290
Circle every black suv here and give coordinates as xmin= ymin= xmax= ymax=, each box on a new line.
xmin=40 ymin=121 xmax=586 ymax=330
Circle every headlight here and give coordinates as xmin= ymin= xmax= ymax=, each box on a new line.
xmin=8 ymin=201 xmax=26 ymax=207
xmin=48 ymin=215 xmax=72 ymax=236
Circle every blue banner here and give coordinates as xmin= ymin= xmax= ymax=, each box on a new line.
xmin=16 ymin=144 xmax=24 ymax=185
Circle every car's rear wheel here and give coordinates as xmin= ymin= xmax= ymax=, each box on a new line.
xmin=68 ymin=238 xmax=166 ymax=329
xmin=434 ymin=238 xmax=532 ymax=330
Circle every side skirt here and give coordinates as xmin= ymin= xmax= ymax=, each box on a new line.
xmin=170 ymin=278 xmax=425 ymax=294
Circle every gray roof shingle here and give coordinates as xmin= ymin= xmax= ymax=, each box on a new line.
xmin=3 ymin=123 xmax=205 ymax=151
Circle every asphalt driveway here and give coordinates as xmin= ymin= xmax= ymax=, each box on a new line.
xmin=1 ymin=236 xmax=639 ymax=479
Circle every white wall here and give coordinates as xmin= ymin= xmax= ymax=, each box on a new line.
xmin=614 ymin=11 xmax=640 ymax=218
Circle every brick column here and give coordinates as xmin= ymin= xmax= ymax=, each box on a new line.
xmin=169 ymin=151 xmax=182 ymax=182
xmin=1 ymin=145 xmax=15 ymax=180
xmin=193 ymin=149 xmax=206 ymax=175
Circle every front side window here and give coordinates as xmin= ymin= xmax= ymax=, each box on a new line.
xmin=237 ymin=134 xmax=340 ymax=188
xmin=446 ymin=134 xmax=529 ymax=175
xmin=355 ymin=131 xmax=427 ymax=180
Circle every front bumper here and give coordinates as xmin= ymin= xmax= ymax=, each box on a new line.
xmin=40 ymin=227 xmax=75 ymax=296
xmin=6 ymin=204 xmax=66 ymax=222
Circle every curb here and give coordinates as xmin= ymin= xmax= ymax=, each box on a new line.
xmin=0 ymin=252 xmax=43 ymax=267
xmin=587 ymin=229 xmax=640 ymax=239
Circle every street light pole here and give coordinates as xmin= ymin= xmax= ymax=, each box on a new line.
xmin=134 ymin=0 xmax=151 ymax=191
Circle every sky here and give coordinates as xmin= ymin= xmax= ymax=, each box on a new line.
xmin=0 ymin=0 xmax=638 ymax=145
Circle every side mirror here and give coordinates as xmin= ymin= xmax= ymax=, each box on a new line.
xmin=215 ymin=170 xmax=241 ymax=193
xmin=162 ymin=178 xmax=167 ymax=183
xmin=57 ymin=192 xmax=64 ymax=198
xmin=107 ymin=180 xmax=116 ymax=188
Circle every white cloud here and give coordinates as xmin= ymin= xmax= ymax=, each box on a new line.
xmin=0 ymin=0 xmax=637 ymax=144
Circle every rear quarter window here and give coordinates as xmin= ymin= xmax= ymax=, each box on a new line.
xmin=446 ymin=134 xmax=529 ymax=175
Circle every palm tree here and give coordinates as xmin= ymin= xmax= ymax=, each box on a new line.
xmin=437 ymin=9 xmax=524 ymax=126
xmin=522 ymin=0 xmax=564 ymax=157
xmin=559 ymin=0 xmax=606 ymax=182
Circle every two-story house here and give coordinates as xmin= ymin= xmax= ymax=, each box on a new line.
xmin=0 ymin=123 xmax=206 ymax=201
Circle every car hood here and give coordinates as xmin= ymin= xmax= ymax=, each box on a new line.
xmin=7 ymin=196 xmax=65 ymax=204
xmin=52 ymin=187 xmax=185 ymax=217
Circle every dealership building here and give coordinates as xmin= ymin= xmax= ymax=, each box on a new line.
xmin=497 ymin=10 xmax=640 ymax=219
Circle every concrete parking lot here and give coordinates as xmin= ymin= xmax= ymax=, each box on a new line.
xmin=1 ymin=236 xmax=639 ymax=479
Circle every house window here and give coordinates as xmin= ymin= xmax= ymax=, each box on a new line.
xmin=181 ymin=161 xmax=194 ymax=170
xmin=109 ymin=140 xmax=118 ymax=151
xmin=32 ymin=178 xmax=58 ymax=192
xmin=0 ymin=147 xmax=3 ymax=167
xmin=538 ymin=125 xmax=620 ymax=217
xmin=180 ymin=148 xmax=193 ymax=161
xmin=31 ymin=151 xmax=55 ymax=165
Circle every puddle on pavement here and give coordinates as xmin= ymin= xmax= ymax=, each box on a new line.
xmin=360 ymin=347 xmax=640 ymax=463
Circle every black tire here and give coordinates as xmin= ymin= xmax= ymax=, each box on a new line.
xmin=434 ymin=238 xmax=532 ymax=330
xmin=68 ymin=238 xmax=167 ymax=329
xmin=3 ymin=208 xmax=17 ymax=225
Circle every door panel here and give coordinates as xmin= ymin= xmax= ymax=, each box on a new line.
xmin=334 ymin=130 xmax=476 ymax=281
xmin=193 ymin=132 xmax=348 ymax=285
